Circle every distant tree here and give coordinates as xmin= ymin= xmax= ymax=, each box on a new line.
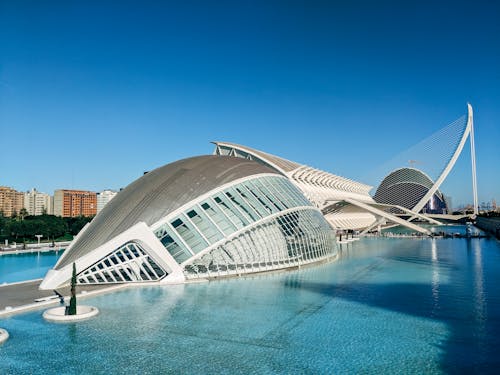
xmin=44 ymin=216 xmax=68 ymax=240
xmin=23 ymin=220 xmax=37 ymax=239
xmin=8 ymin=220 xmax=23 ymax=240
xmin=69 ymin=216 xmax=91 ymax=235
xmin=19 ymin=208 xmax=28 ymax=221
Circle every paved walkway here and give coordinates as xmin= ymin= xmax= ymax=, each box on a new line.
xmin=0 ymin=279 xmax=115 ymax=315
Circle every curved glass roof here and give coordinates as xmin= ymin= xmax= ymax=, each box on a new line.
xmin=56 ymin=155 xmax=279 ymax=269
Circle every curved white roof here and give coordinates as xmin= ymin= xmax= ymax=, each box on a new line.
xmin=55 ymin=155 xmax=279 ymax=269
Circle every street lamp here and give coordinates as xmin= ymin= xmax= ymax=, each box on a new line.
xmin=35 ymin=234 xmax=43 ymax=246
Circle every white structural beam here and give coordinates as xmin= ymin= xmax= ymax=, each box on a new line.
xmin=410 ymin=104 xmax=474 ymax=215
xmin=340 ymin=198 xmax=432 ymax=235
xmin=359 ymin=217 xmax=386 ymax=235
xmin=469 ymin=104 xmax=479 ymax=216
xmin=375 ymin=203 xmax=443 ymax=225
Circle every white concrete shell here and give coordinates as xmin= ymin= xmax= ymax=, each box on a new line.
xmin=41 ymin=155 xmax=337 ymax=290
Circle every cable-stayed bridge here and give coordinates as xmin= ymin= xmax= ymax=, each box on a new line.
xmin=368 ymin=104 xmax=478 ymax=224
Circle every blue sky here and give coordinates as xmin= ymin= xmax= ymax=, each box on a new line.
xmin=1 ymin=0 xmax=498 ymax=207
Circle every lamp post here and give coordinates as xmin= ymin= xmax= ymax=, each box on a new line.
xmin=35 ymin=234 xmax=43 ymax=246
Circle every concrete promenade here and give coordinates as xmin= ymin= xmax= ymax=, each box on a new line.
xmin=0 ymin=241 xmax=71 ymax=255
xmin=0 ymin=279 xmax=125 ymax=318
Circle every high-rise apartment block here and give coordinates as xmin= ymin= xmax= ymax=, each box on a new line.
xmin=24 ymin=188 xmax=53 ymax=216
xmin=54 ymin=189 xmax=97 ymax=217
xmin=97 ymin=190 xmax=118 ymax=213
xmin=0 ymin=186 xmax=24 ymax=217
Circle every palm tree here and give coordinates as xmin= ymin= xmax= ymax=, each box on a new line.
xmin=19 ymin=208 xmax=28 ymax=221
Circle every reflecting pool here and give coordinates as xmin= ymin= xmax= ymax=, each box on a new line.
xmin=0 ymin=251 xmax=62 ymax=284
xmin=1 ymin=236 xmax=500 ymax=374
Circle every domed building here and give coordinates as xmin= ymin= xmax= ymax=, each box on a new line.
xmin=373 ymin=168 xmax=448 ymax=214
xmin=41 ymin=155 xmax=337 ymax=289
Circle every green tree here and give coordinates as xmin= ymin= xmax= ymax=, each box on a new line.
xmin=41 ymin=215 xmax=68 ymax=240
xmin=8 ymin=220 xmax=24 ymax=240
xmin=69 ymin=216 xmax=91 ymax=235
xmin=68 ymin=263 xmax=77 ymax=315
xmin=0 ymin=214 xmax=5 ymax=236
xmin=19 ymin=208 xmax=28 ymax=221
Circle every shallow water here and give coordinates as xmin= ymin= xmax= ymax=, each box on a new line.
xmin=0 ymin=251 xmax=62 ymax=284
xmin=1 ymin=236 xmax=500 ymax=374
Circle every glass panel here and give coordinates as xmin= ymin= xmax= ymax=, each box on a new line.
xmin=278 ymin=177 xmax=310 ymax=206
xmin=243 ymin=181 xmax=275 ymax=214
xmin=187 ymin=209 xmax=221 ymax=244
xmin=251 ymin=179 xmax=284 ymax=211
xmin=213 ymin=195 xmax=247 ymax=228
xmin=200 ymin=201 xmax=237 ymax=236
xmin=265 ymin=178 xmax=290 ymax=209
xmin=171 ymin=215 xmax=208 ymax=254
xmin=235 ymin=185 xmax=269 ymax=218
xmin=188 ymin=207 xmax=224 ymax=244
xmin=224 ymin=188 xmax=260 ymax=222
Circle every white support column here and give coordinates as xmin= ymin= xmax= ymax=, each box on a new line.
xmin=468 ymin=103 xmax=479 ymax=217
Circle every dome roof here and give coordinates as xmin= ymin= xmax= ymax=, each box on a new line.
xmin=376 ymin=168 xmax=434 ymax=192
xmin=56 ymin=155 xmax=279 ymax=269
xmin=374 ymin=167 xmax=445 ymax=210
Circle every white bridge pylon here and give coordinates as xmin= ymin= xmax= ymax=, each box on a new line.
xmin=410 ymin=103 xmax=478 ymax=219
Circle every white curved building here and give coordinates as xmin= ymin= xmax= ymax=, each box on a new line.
xmin=41 ymin=155 xmax=337 ymax=289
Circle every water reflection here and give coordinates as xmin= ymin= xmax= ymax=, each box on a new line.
xmin=431 ymin=239 xmax=440 ymax=316
xmin=473 ymin=239 xmax=487 ymax=366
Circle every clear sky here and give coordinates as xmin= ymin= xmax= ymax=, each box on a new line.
xmin=1 ymin=0 xmax=498 ymax=207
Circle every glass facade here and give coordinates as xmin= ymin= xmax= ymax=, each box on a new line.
xmin=184 ymin=209 xmax=335 ymax=279
xmin=149 ymin=174 xmax=336 ymax=279
xmin=152 ymin=176 xmax=314 ymax=266
xmin=77 ymin=242 xmax=167 ymax=284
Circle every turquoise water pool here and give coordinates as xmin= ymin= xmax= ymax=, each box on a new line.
xmin=0 ymin=251 xmax=62 ymax=284
xmin=1 ymin=236 xmax=499 ymax=373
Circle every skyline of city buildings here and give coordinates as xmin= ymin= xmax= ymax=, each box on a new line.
xmin=53 ymin=189 xmax=97 ymax=218
xmin=0 ymin=185 xmax=120 ymax=218
xmin=24 ymin=188 xmax=53 ymax=216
